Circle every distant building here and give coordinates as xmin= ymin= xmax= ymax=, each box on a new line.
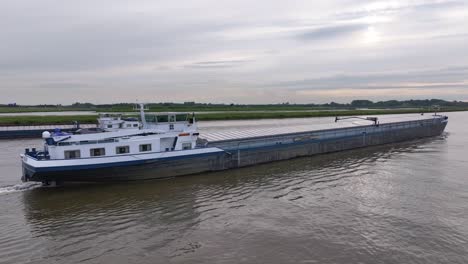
xmin=7 ymin=103 xmax=17 ymax=107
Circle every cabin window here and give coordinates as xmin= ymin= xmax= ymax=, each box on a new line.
xmin=64 ymin=150 xmax=81 ymax=159
xmin=169 ymin=115 xmax=176 ymax=122
xmin=107 ymin=125 xmax=112 ymax=128
xmin=139 ymin=144 xmax=152 ymax=152
xmin=90 ymin=148 xmax=106 ymax=157
xmin=157 ymin=115 xmax=168 ymax=123
xmin=116 ymin=146 xmax=130 ymax=154
xmin=182 ymin=143 xmax=192 ymax=150
xmin=145 ymin=115 xmax=156 ymax=123
xmin=133 ymin=124 xmax=138 ymax=127
xmin=126 ymin=124 xmax=132 ymax=128
xmin=176 ymin=114 xmax=187 ymax=122
xmin=169 ymin=124 xmax=174 ymax=130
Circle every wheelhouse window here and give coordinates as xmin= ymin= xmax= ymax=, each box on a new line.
xmin=64 ymin=150 xmax=81 ymax=159
xmin=176 ymin=114 xmax=187 ymax=122
xmin=90 ymin=148 xmax=106 ymax=157
xmin=139 ymin=144 xmax=152 ymax=152
xmin=157 ymin=115 xmax=168 ymax=123
xmin=145 ymin=115 xmax=156 ymax=123
xmin=182 ymin=143 xmax=192 ymax=150
xmin=116 ymin=146 xmax=130 ymax=154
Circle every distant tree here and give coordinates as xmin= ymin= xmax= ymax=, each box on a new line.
xmin=350 ymin=100 xmax=373 ymax=107
xmin=71 ymin=102 xmax=95 ymax=108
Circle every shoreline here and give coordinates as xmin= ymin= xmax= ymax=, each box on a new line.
xmin=0 ymin=108 xmax=466 ymax=126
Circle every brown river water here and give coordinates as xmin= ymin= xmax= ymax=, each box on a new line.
xmin=0 ymin=112 xmax=467 ymax=264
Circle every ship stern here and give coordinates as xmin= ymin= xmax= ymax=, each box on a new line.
xmin=21 ymin=154 xmax=38 ymax=182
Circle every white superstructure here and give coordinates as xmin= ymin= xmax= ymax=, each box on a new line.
xmin=24 ymin=104 xmax=211 ymax=162
xmin=97 ymin=114 xmax=140 ymax=131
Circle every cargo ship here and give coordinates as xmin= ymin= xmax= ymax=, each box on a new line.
xmin=21 ymin=105 xmax=448 ymax=184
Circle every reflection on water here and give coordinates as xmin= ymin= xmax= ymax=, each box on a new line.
xmin=1 ymin=112 xmax=468 ymax=264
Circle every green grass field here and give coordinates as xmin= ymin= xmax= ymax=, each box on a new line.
xmin=2 ymin=99 xmax=466 ymax=114
xmin=0 ymin=107 xmax=466 ymax=126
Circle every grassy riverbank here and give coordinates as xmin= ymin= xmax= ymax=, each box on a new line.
xmin=2 ymin=99 xmax=468 ymax=113
xmin=0 ymin=107 xmax=466 ymax=126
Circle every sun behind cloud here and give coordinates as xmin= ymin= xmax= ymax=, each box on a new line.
xmin=362 ymin=26 xmax=382 ymax=45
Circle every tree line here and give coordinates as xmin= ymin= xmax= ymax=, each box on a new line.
xmin=1 ymin=99 xmax=467 ymax=109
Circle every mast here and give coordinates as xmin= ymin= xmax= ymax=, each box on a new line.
xmin=138 ymin=103 xmax=147 ymax=129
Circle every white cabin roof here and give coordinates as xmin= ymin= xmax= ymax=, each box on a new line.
xmin=53 ymin=128 xmax=168 ymax=142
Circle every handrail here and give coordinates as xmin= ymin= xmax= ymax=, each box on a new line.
xmin=335 ymin=116 xmax=378 ymax=125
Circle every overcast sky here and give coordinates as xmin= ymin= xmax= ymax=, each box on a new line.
xmin=1 ymin=0 xmax=467 ymax=104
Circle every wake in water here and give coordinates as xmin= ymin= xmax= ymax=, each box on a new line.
xmin=0 ymin=182 xmax=42 ymax=195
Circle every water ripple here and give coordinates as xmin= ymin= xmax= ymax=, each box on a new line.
xmin=0 ymin=113 xmax=467 ymax=263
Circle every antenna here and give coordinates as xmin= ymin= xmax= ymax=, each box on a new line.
xmin=431 ymin=105 xmax=441 ymax=116
xmin=133 ymin=101 xmax=149 ymax=111
xmin=134 ymin=102 xmax=149 ymax=129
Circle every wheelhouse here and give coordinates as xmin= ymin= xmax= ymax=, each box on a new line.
xmin=98 ymin=114 xmax=140 ymax=131
xmin=143 ymin=112 xmax=196 ymax=132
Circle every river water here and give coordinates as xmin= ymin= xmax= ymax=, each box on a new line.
xmin=0 ymin=112 xmax=467 ymax=264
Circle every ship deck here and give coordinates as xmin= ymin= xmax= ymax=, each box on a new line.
xmin=198 ymin=114 xmax=440 ymax=143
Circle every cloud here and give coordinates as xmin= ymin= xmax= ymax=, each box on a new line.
xmin=270 ymin=66 xmax=468 ymax=91
xmin=0 ymin=0 xmax=467 ymax=104
xmin=38 ymin=82 xmax=91 ymax=90
xmin=296 ymin=24 xmax=367 ymax=41
xmin=185 ymin=59 xmax=253 ymax=69
xmin=335 ymin=0 xmax=465 ymax=21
